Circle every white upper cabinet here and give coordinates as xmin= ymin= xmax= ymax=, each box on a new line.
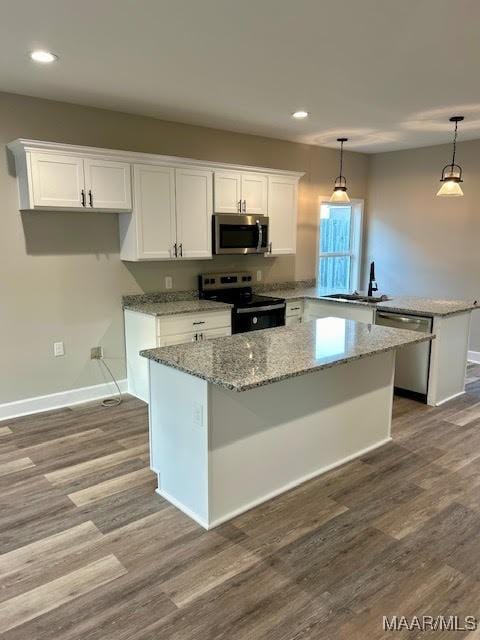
xmin=241 ymin=173 xmax=268 ymax=215
xmin=83 ymin=158 xmax=132 ymax=210
xmin=175 ymin=168 xmax=213 ymax=259
xmin=214 ymin=171 xmax=267 ymax=215
xmin=122 ymin=164 xmax=176 ymax=261
xmin=14 ymin=148 xmax=133 ymax=212
xmin=267 ymin=175 xmax=298 ymax=255
xmin=30 ymin=153 xmax=85 ymax=209
xmin=213 ymin=171 xmax=242 ymax=213
xmin=9 ymin=140 xmax=303 ymax=260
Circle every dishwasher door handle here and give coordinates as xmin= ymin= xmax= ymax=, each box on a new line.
xmin=376 ymin=312 xmax=431 ymax=331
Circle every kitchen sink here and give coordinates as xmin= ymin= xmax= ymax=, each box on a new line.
xmin=324 ymin=293 xmax=390 ymax=303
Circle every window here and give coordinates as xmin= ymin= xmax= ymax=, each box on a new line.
xmin=317 ymin=201 xmax=363 ymax=294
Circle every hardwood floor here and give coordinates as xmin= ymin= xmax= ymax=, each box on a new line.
xmin=2 ymin=368 xmax=480 ymax=639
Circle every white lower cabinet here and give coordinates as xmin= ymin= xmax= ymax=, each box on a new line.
xmin=304 ymin=299 xmax=375 ymax=324
xmin=125 ymin=308 xmax=231 ymax=402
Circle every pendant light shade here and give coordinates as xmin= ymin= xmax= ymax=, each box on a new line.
xmin=330 ymin=138 xmax=350 ymax=203
xmin=437 ymin=116 xmax=464 ymax=197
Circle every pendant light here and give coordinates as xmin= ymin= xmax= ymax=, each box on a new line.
xmin=437 ymin=116 xmax=464 ymax=197
xmin=330 ymin=137 xmax=350 ymax=203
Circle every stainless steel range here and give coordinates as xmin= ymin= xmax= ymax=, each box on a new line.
xmin=198 ymin=271 xmax=285 ymax=334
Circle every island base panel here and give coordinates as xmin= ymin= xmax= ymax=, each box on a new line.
xmin=149 ymin=351 xmax=395 ymax=529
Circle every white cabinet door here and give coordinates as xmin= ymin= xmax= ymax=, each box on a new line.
xmin=214 ymin=171 xmax=241 ymax=213
xmin=158 ymin=332 xmax=199 ymax=347
xmin=176 ymin=168 xmax=213 ymax=259
xmin=133 ymin=164 xmax=176 ymax=260
xmin=286 ymin=315 xmax=302 ymax=326
xmin=241 ymin=173 xmax=268 ymax=215
xmin=304 ymin=300 xmax=375 ymax=324
xmin=201 ymin=326 xmax=231 ymax=340
xmin=267 ymin=175 xmax=297 ymax=255
xmin=30 ymin=153 xmax=85 ymax=209
xmin=84 ymin=158 xmax=132 ymax=211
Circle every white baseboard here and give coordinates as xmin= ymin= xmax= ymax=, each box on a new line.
xmin=434 ymin=390 xmax=466 ymax=407
xmin=468 ymin=350 xmax=480 ymax=364
xmin=0 ymin=379 xmax=128 ymax=422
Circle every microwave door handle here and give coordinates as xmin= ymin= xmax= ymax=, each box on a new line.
xmin=256 ymin=220 xmax=262 ymax=252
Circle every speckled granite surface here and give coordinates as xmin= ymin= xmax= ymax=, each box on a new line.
xmin=124 ymin=299 xmax=232 ymax=317
xmin=255 ymin=279 xmax=316 ymax=293
xmin=377 ymin=297 xmax=478 ymax=317
xmin=123 ymin=290 xmax=198 ymax=306
xmin=261 ymin=288 xmax=478 ymax=317
xmin=141 ymin=317 xmax=434 ymax=392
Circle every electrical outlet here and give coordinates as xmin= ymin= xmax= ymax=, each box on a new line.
xmin=256 ymin=270 xmax=262 ymax=282
xmin=192 ymin=402 xmax=203 ymax=428
xmin=53 ymin=341 xmax=64 ymax=357
xmin=165 ymin=276 xmax=173 ymax=290
xmin=90 ymin=346 xmax=103 ymax=360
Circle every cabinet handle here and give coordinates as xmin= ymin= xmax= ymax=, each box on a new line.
xmin=193 ymin=321 xmax=205 ymax=325
xmin=242 ymin=199 xmax=247 ymax=213
xmin=200 ymin=332 xmax=204 ymax=340
xmin=269 ymin=241 xmax=272 ymax=253
xmin=238 ymin=200 xmax=242 ymax=213
xmin=173 ymin=243 xmax=177 ymax=257
xmin=194 ymin=333 xmax=198 ymax=341
xmin=81 ymin=190 xmax=86 ymax=207
xmin=88 ymin=190 xmax=93 ymax=207
xmin=179 ymin=243 xmax=183 ymax=257
xmin=290 ymin=307 xmax=301 ymax=311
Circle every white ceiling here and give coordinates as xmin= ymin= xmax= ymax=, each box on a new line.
xmin=1 ymin=0 xmax=479 ymax=153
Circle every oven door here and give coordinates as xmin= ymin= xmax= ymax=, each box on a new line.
xmin=213 ymin=214 xmax=269 ymax=255
xmin=232 ymin=303 xmax=286 ymax=334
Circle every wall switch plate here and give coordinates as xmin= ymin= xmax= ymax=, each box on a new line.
xmin=256 ymin=270 xmax=262 ymax=282
xmin=192 ymin=402 xmax=203 ymax=428
xmin=165 ymin=276 xmax=173 ymax=290
xmin=90 ymin=346 xmax=103 ymax=360
xmin=53 ymin=341 xmax=64 ymax=357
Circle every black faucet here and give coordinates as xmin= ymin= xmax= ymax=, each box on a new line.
xmin=367 ymin=261 xmax=378 ymax=297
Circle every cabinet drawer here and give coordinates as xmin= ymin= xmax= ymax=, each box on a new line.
xmin=286 ymin=300 xmax=304 ymax=317
xmin=157 ymin=310 xmax=231 ymax=337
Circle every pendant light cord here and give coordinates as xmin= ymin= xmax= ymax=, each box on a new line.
xmin=339 ymin=139 xmax=344 ymax=178
xmin=452 ymin=119 xmax=458 ymax=166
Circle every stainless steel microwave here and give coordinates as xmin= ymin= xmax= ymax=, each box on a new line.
xmin=213 ymin=214 xmax=269 ymax=255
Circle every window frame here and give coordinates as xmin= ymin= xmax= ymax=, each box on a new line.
xmin=316 ymin=198 xmax=364 ymax=294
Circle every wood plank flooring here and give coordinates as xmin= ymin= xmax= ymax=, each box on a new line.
xmin=2 ymin=367 xmax=480 ymax=638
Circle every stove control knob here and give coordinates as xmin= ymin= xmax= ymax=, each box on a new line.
xmin=253 ymin=317 xmax=258 ymax=324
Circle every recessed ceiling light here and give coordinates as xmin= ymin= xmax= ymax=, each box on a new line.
xmin=30 ymin=50 xmax=58 ymax=63
xmin=292 ymin=110 xmax=309 ymax=119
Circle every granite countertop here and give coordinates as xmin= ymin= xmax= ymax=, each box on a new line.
xmin=262 ymin=288 xmax=478 ymax=317
xmin=123 ymin=299 xmax=232 ymax=317
xmin=140 ymin=317 xmax=434 ymax=392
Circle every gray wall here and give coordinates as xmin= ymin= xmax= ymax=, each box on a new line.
xmin=366 ymin=139 xmax=480 ymax=349
xmin=0 ymin=91 xmax=369 ymax=404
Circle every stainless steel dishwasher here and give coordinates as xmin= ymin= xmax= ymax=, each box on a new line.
xmin=375 ymin=311 xmax=433 ymax=400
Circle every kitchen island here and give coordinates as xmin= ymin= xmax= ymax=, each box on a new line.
xmin=141 ymin=317 xmax=433 ymax=529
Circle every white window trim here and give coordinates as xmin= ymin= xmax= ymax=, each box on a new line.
xmin=317 ymin=197 xmax=364 ymax=293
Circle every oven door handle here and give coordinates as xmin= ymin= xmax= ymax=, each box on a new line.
xmin=236 ymin=303 xmax=285 ymax=314
xmin=256 ymin=220 xmax=262 ymax=253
